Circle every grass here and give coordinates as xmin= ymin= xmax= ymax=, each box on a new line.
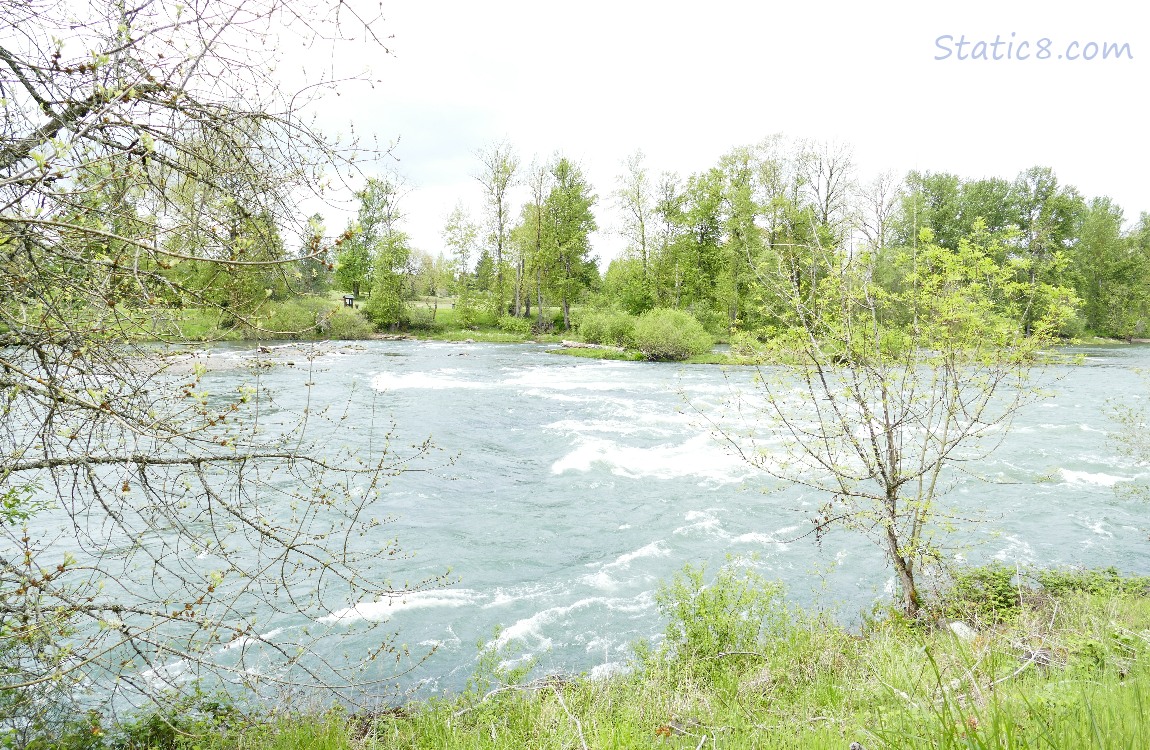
xmin=39 ymin=564 xmax=1150 ymax=750
xmin=545 ymin=347 xmax=644 ymax=361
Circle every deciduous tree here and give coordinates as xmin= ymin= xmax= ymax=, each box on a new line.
xmin=0 ymin=0 xmax=441 ymax=738
xmin=715 ymin=224 xmax=1077 ymax=618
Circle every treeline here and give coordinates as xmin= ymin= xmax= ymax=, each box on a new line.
xmin=300 ymin=136 xmax=1150 ymax=341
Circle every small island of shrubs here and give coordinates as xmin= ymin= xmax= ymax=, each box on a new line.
xmin=574 ymin=307 xmax=715 ymax=362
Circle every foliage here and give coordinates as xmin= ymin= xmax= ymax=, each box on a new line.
xmin=935 ymin=563 xmax=1025 ymax=624
xmin=496 ymin=315 xmax=532 ymax=335
xmin=325 ymin=307 xmax=376 ymax=340
xmin=364 ymin=231 xmax=413 ymax=329
xmin=540 ymin=158 xmax=598 ymax=330
xmin=630 ymin=308 xmax=713 ymax=361
xmin=653 ymin=562 xmax=785 ymax=679
xmin=576 ymin=310 xmax=636 ymax=347
xmin=0 ymin=0 xmax=443 ymax=742
xmin=475 ymin=143 xmax=520 ymax=317
xmin=337 ymin=176 xmax=406 ymax=300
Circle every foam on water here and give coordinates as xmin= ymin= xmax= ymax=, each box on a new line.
xmin=545 ymin=418 xmax=657 ymax=436
xmin=1058 ymin=468 xmax=1127 ymax=487
xmin=371 ymin=370 xmax=489 ymax=390
xmin=674 ymin=509 xmax=726 ymax=537
xmin=505 ymin=366 xmax=646 ymax=393
xmin=604 ymin=540 xmax=671 ymax=568
xmin=581 ymin=541 xmax=671 ymax=590
xmin=320 ymin=588 xmax=484 ymax=625
xmin=551 ymin=433 xmax=755 ymax=484
xmin=497 ymin=595 xmax=656 ymax=650
xmin=486 ymin=582 xmax=566 ymax=608
xmin=993 ymin=534 xmax=1036 ymax=564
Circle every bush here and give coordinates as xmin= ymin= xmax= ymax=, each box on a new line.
xmin=404 ymin=305 xmax=444 ymax=332
xmin=578 ymin=310 xmax=636 ymax=347
xmin=1031 ymin=566 xmax=1150 ymax=598
xmin=631 ymin=308 xmax=712 ymax=361
xmin=497 ymin=315 xmax=533 ymax=335
xmin=257 ymin=297 xmax=333 ymax=338
xmin=326 ymin=307 xmax=374 ymax=339
xmin=938 ymin=563 xmax=1023 ymax=624
xmin=655 ymin=561 xmax=785 ymax=679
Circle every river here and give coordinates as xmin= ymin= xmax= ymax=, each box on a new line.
xmin=166 ymin=341 xmax=1150 ymax=699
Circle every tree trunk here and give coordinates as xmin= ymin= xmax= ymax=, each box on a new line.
xmin=536 ymin=267 xmax=544 ymax=327
xmin=562 ymin=256 xmax=571 ymax=330
xmin=886 ymin=525 xmax=919 ymax=618
xmin=514 ymin=257 xmax=523 ymax=317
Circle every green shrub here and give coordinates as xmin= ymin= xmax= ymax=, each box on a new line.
xmin=631 ymin=308 xmax=712 ymax=361
xmin=325 ymin=307 xmax=374 ymax=339
xmin=578 ymin=310 xmax=636 ymax=347
xmin=938 ymin=563 xmax=1023 ymax=624
xmin=1032 ymin=566 xmax=1150 ymax=598
xmin=404 ymin=305 xmax=445 ymax=332
xmin=655 ymin=561 xmax=785 ymax=679
xmin=497 ymin=315 xmax=533 ymax=335
xmin=256 ymin=297 xmax=334 ymax=338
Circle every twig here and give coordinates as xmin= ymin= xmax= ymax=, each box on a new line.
xmin=706 ymin=650 xmax=768 ymax=660
xmin=876 ymin=678 xmax=921 ymax=710
xmin=988 ymin=647 xmax=1049 ymax=689
xmin=451 ymin=685 xmax=527 ymax=717
xmin=695 ymin=733 xmax=707 ymax=750
xmin=551 ymin=685 xmax=589 ymax=750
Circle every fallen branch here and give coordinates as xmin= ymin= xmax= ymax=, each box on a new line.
xmin=551 ymin=685 xmax=589 ymax=750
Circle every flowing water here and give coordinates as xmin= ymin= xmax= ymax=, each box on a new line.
xmin=128 ymin=342 xmax=1150 ymax=698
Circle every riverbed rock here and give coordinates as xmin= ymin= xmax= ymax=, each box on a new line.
xmin=947 ymin=621 xmax=978 ymax=642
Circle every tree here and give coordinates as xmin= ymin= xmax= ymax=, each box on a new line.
xmin=475 ymin=142 xmax=518 ymax=316
xmin=0 ymin=0 xmax=441 ymax=738
xmin=337 ymin=175 xmax=407 ymax=299
xmin=442 ymin=202 xmax=481 ymax=326
xmin=715 ymin=224 xmax=1078 ymax=618
xmin=364 ymin=230 xmax=413 ymax=329
xmin=614 ymin=150 xmax=655 ymax=312
xmin=519 ymin=159 xmax=551 ymax=327
xmin=295 ymin=213 xmax=334 ymax=295
xmin=1069 ymin=197 xmax=1150 ymax=338
xmin=543 ymin=158 xmax=599 ymax=330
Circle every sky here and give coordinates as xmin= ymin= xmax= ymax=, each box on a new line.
xmin=304 ymin=0 xmax=1148 ymax=264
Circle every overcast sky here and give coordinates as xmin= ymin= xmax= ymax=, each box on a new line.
xmin=307 ymin=0 xmax=1148 ymax=264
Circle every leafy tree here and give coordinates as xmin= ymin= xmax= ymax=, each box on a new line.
xmin=364 ymin=231 xmax=412 ymax=329
xmin=717 ymin=224 xmax=1078 ymax=618
xmin=613 ymin=150 xmax=655 ymax=312
xmin=336 ymin=175 xmax=406 ymax=299
xmin=542 ymin=157 xmax=598 ymax=330
xmin=1069 ymin=198 xmax=1150 ymax=338
xmin=475 ymin=142 xmax=519 ymax=316
xmin=335 ymin=233 xmax=371 ymax=298
xmin=442 ymin=202 xmax=482 ymax=326
xmin=1007 ymin=166 xmax=1085 ymax=334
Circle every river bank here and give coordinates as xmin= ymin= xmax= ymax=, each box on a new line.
xmin=47 ymin=566 xmax=1150 ymax=749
